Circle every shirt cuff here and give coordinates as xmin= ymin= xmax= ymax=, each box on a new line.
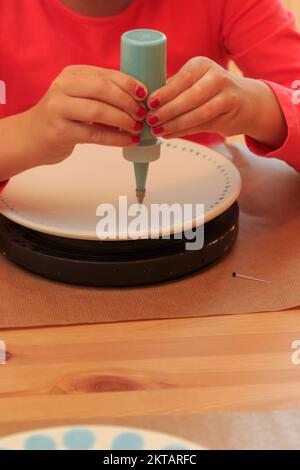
xmin=245 ymin=80 xmax=300 ymax=171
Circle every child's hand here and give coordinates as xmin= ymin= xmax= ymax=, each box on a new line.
xmin=24 ymin=65 xmax=148 ymax=165
xmin=146 ymin=57 xmax=287 ymax=149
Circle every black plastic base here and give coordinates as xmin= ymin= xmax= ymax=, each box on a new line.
xmin=0 ymin=203 xmax=239 ymax=286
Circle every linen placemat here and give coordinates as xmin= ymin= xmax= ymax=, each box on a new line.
xmin=1 ymin=143 xmax=300 ymax=328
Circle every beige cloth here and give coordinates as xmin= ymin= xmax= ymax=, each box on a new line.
xmin=1 ymin=143 xmax=300 ymax=329
xmin=0 ymin=411 xmax=299 ymax=450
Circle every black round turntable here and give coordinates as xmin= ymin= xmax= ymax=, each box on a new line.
xmin=0 ymin=203 xmax=238 ymax=286
xmin=0 ymin=140 xmax=241 ymax=287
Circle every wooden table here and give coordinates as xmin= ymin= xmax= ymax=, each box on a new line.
xmin=0 ymin=310 xmax=300 ymax=440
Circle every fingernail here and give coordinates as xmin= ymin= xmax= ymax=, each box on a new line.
xmin=137 ymin=106 xmax=147 ymax=118
xmin=132 ymin=136 xmax=141 ymax=144
xmin=147 ymin=113 xmax=159 ymax=126
xmin=136 ymin=86 xmax=146 ymax=99
xmin=152 ymin=126 xmax=164 ymax=135
xmin=150 ymin=97 xmax=160 ymax=109
xmin=134 ymin=121 xmax=144 ymax=131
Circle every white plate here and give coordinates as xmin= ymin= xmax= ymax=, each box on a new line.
xmin=0 ymin=425 xmax=204 ymax=451
xmin=0 ymin=139 xmax=241 ymax=240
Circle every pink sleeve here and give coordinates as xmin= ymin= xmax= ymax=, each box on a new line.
xmin=222 ymin=0 xmax=300 ymax=170
xmin=245 ymin=81 xmax=300 ymax=171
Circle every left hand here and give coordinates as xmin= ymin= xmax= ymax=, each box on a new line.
xmin=146 ymin=57 xmax=287 ymax=149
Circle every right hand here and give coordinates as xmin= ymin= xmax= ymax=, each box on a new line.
xmin=22 ymin=65 xmax=148 ymax=166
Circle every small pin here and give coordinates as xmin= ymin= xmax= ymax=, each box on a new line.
xmin=232 ymin=272 xmax=271 ymax=284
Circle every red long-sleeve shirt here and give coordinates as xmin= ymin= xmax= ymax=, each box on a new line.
xmin=0 ymin=0 xmax=300 ymax=193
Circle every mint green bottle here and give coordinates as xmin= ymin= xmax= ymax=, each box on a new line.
xmin=121 ymin=29 xmax=167 ymax=203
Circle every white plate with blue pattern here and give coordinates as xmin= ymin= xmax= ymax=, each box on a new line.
xmin=0 ymin=425 xmax=204 ymax=451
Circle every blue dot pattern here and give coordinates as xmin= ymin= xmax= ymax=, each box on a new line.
xmin=63 ymin=428 xmax=96 ymax=450
xmin=111 ymin=432 xmax=144 ymax=450
xmin=24 ymin=435 xmax=57 ymax=450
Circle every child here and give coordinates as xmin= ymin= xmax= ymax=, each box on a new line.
xmin=0 ymin=0 xmax=299 ymax=190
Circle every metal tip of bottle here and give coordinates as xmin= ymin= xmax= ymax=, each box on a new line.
xmin=136 ymin=190 xmax=146 ymax=205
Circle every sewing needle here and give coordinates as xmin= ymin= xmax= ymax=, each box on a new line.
xmin=232 ymin=272 xmax=271 ymax=284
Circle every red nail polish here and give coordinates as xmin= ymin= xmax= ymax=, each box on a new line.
xmin=148 ymin=114 xmax=159 ymax=126
xmin=136 ymin=86 xmax=146 ymax=99
xmin=132 ymin=136 xmax=141 ymax=144
xmin=153 ymin=126 xmax=164 ymax=135
xmin=134 ymin=121 xmax=144 ymax=131
xmin=150 ymin=97 xmax=160 ymax=109
xmin=137 ymin=106 xmax=146 ymax=118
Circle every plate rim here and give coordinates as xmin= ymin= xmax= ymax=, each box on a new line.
xmin=0 ymin=424 xmax=205 ymax=450
xmin=0 ymin=139 xmax=241 ymax=240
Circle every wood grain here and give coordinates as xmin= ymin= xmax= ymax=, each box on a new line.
xmin=1 ymin=0 xmax=300 ymax=440
xmin=0 ymin=311 xmax=299 ymax=434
